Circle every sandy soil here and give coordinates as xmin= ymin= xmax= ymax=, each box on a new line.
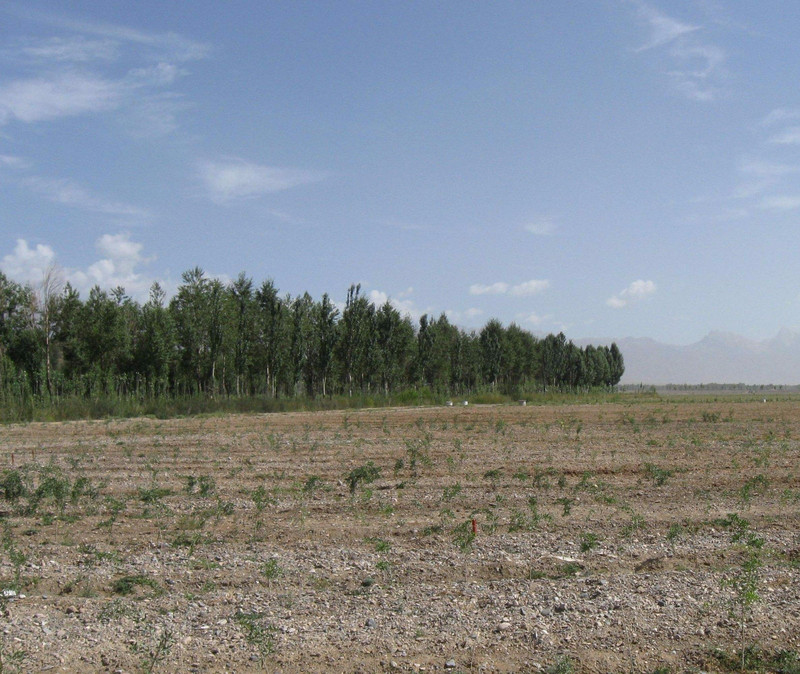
xmin=0 ymin=399 xmax=798 ymax=672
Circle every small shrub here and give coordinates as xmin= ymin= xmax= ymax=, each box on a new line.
xmin=545 ymin=655 xmax=575 ymax=674
xmin=302 ymin=476 xmax=323 ymax=495
xmin=644 ymin=463 xmax=674 ymax=487
xmin=579 ymin=532 xmax=600 ymax=552
xmin=261 ymin=558 xmax=283 ymax=582
xmin=666 ymin=523 xmax=684 ymax=544
xmin=346 ymin=462 xmax=381 ymax=495
xmin=138 ymin=486 xmax=172 ymax=504
xmin=198 ymin=475 xmax=216 ymax=497
xmin=70 ymin=476 xmax=98 ymax=504
xmin=452 ymin=519 xmax=476 ymax=551
xmin=556 ymin=497 xmax=574 ymax=516
xmin=234 ymin=611 xmax=276 ymax=664
xmin=0 ymin=470 xmax=26 ymax=502
xmin=483 ymin=468 xmax=502 ymax=482
xmin=740 ymin=474 xmax=769 ymax=504
xmin=441 ymin=483 xmax=462 ymax=501
xmin=251 ymin=485 xmax=274 ymax=512
xmin=112 ymin=574 xmax=162 ymax=597
xmin=622 ymin=511 xmax=646 ymax=538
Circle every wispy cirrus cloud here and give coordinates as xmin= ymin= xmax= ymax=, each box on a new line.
xmin=731 ymin=157 xmax=799 ymax=200
xmin=0 ymin=7 xmax=208 ymax=134
xmin=470 ymin=279 xmax=550 ymax=296
xmin=12 ymin=36 xmax=118 ymax=63
xmin=524 ymin=220 xmax=556 ymax=236
xmin=768 ymin=126 xmax=800 ymax=146
xmin=631 ymin=1 xmax=699 ymax=51
xmin=628 ymin=1 xmax=727 ymax=102
xmin=606 ymin=279 xmax=656 ymax=309
xmin=761 ymin=107 xmax=800 ymax=128
xmin=0 ymin=154 xmax=31 ymax=169
xmin=1 ymin=5 xmax=209 ymax=62
xmin=738 ymin=158 xmax=798 ymax=178
xmin=759 ymin=195 xmax=800 ymax=212
xmin=198 ymin=158 xmax=325 ymax=203
xmin=0 ymin=71 xmax=124 ymax=124
xmin=22 ymin=176 xmax=149 ymax=218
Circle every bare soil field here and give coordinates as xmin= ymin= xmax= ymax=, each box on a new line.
xmin=0 ymin=400 xmax=798 ymax=673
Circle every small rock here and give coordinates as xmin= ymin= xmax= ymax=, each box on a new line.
xmin=366 ymin=618 xmax=377 ymax=628
xmin=445 ymin=659 xmax=457 ymax=669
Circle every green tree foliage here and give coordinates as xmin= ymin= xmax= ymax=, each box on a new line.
xmin=133 ymin=283 xmax=175 ymax=396
xmin=0 ymin=269 xmax=624 ymax=406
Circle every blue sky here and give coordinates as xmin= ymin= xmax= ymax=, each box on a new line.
xmin=1 ymin=1 xmax=799 ymax=345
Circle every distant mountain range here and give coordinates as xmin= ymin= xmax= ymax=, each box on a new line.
xmin=578 ymin=329 xmax=800 ymax=385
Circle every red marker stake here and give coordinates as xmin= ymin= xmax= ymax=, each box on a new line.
xmin=471 ymin=518 xmax=477 ymax=535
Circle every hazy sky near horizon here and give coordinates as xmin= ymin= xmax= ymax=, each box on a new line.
xmin=1 ymin=1 xmax=799 ymax=345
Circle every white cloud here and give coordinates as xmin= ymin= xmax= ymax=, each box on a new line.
xmin=628 ymin=2 xmax=726 ymax=102
xmin=97 ymin=232 xmax=145 ymax=269
xmin=632 ymin=2 xmax=699 ymax=51
xmin=368 ymin=289 xmax=389 ymax=306
xmin=524 ymin=220 xmax=556 ymax=236
xmin=470 ymin=279 xmax=549 ymax=296
xmin=761 ymin=108 xmax=800 ymax=127
xmin=768 ymin=126 xmax=800 ymax=145
xmin=0 ymin=154 xmax=30 ymax=169
xmin=509 ymin=279 xmax=550 ymax=296
xmin=760 ymin=195 xmax=800 ymax=211
xmin=22 ymin=176 xmax=149 ymax=218
xmin=4 ymin=7 xmax=209 ymax=62
xmin=0 ymin=238 xmax=56 ymax=284
xmin=606 ymin=279 xmax=656 ymax=309
xmin=198 ymin=158 xmax=324 ymax=203
xmin=367 ymin=287 xmax=426 ymax=322
xmin=666 ymin=42 xmax=726 ymax=102
xmin=731 ymin=158 xmax=797 ymax=199
xmin=16 ymin=36 xmax=118 ymax=62
xmin=0 ymin=72 xmax=124 ymax=124
xmin=128 ymin=62 xmax=183 ymax=87
xmin=738 ymin=158 xmax=797 ymax=178
xmin=469 ymin=282 xmax=509 ymax=295
xmin=122 ymin=92 xmax=187 ymax=138
xmin=0 ymin=9 xmax=206 ymax=135
xmin=445 ymin=307 xmax=485 ymax=325
xmin=520 ymin=312 xmax=545 ymax=326
xmin=68 ymin=233 xmax=154 ymax=299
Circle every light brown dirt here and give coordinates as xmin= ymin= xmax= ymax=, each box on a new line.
xmin=0 ymin=399 xmax=798 ymax=672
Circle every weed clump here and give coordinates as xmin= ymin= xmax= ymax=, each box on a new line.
xmin=346 ymin=462 xmax=381 ymax=495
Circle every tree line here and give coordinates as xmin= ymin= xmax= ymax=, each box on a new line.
xmin=0 ymin=267 xmax=624 ymax=403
